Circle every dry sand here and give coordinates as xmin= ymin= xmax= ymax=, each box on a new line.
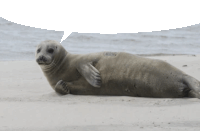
xmin=0 ymin=55 xmax=200 ymax=131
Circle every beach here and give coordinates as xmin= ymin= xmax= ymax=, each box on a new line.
xmin=1 ymin=17 xmax=200 ymax=131
xmin=0 ymin=55 xmax=200 ymax=131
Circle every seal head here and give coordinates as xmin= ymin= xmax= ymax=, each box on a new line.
xmin=35 ymin=40 xmax=66 ymax=66
xmin=36 ymin=40 xmax=58 ymax=65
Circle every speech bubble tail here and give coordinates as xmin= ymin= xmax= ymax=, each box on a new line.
xmin=60 ymin=32 xmax=71 ymax=43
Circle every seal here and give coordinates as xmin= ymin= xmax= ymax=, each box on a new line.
xmin=35 ymin=40 xmax=200 ymax=98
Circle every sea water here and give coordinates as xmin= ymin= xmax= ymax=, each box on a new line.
xmin=0 ymin=17 xmax=200 ymax=61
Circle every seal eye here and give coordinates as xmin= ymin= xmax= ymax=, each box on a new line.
xmin=37 ymin=49 xmax=41 ymax=53
xmin=47 ymin=48 xmax=54 ymax=53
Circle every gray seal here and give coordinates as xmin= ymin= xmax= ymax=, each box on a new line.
xmin=35 ymin=40 xmax=200 ymax=98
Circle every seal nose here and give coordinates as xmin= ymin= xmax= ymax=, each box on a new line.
xmin=37 ymin=55 xmax=47 ymax=63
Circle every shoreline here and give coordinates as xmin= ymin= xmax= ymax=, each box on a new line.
xmin=138 ymin=53 xmax=196 ymax=57
xmin=0 ymin=53 xmax=197 ymax=62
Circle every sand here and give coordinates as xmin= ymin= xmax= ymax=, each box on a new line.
xmin=0 ymin=55 xmax=200 ymax=131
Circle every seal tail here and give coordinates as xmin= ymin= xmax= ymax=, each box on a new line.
xmin=183 ymin=75 xmax=200 ymax=98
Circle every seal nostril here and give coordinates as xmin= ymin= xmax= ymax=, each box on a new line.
xmin=39 ymin=55 xmax=47 ymax=62
xmin=38 ymin=56 xmax=44 ymax=61
xmin=41 ymin=56 xmax=44 ymax=60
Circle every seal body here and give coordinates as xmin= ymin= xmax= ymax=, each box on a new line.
xmin=54 ymin=52 xmax=187 ymax=98
xmin=36 ymin=40 xmax=200 ymax=98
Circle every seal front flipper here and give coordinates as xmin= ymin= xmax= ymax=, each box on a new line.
xmin=77 ymin=62 xmax=102 ymax=88
xmin=55 ymin=80 xmax=70 ymax=95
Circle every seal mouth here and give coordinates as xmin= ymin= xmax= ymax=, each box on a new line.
xmin=36 ymin=55 xmax=50 ymax=65
xmin=37 ymin=62 xmax=46 ymax=65
xmin=37 ymin=60 xmax=51 ymax=65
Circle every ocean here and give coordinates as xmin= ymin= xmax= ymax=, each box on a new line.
xmin=0 ymin=17 xmax=200 ymax=61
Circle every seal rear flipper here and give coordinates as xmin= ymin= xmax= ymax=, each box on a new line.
xmin=183 ymin=75 xmax=200 ymax=98
xmin=188 ymin=90 xmax=200 ymax=98
xmin=77 ymin=63 xmax=102 ymax=88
